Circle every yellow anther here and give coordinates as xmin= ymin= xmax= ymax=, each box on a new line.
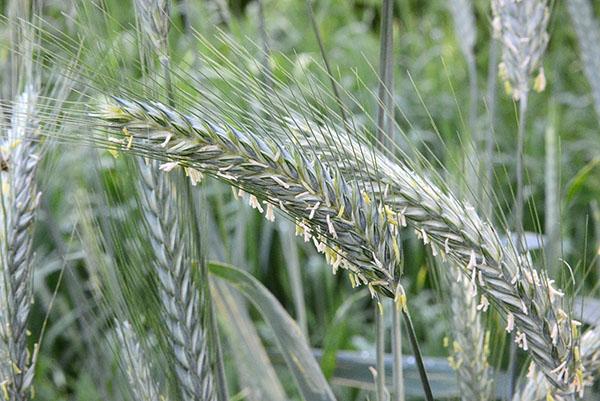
xmin=392 ymin=240 xmax=401 ymax=261
xmin=12 ymin=362 xmax=22 ymax=374
xmin=394 ymin=284 xmax=407 ymax=312
xmin=363 ymin=191 xmax=371 ymax=205
xmin=503 ymin=80 xmax=513 ymax=97
xmin=534 ymin=68 xmax=546 ymax=93
xmin=574 ymin=346 xmax=581 ymax=363
xmin=1 ymin=380 xmax=9 ymax=400
xmin=349 ymin=273 xmax=357 ymax=288
xmin=10 ymin=139 xmax=22 ymax=149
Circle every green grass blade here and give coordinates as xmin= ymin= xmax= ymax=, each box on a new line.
xmin=208 ymin=261 xmax=337 ymax=401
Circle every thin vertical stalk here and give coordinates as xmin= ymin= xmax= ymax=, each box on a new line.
xmin=466 ymin=54 xmax=480 ymax=204
xmin=545 ymin=103 xmax=560 ymax=276
xmin=376 ymin=0 xmax=395 ymax=149
xmin=515 ymin=95 xmax=529 ymax=251
xmin=392 ymin=304 xmax=404 ymax=401
xmin=401 ymin=308 xmax=433 ymax=401
xmin=256 ymin=0 xmax=274 ymax=94
xmin=209 ymin=293 xmax=229 ymax=401
xmin=467 ymin=55 xmax=478 ymax=153
xmin=304 ymin=0 xmax=351 ymax=134
xmin=375 ymin=302 xmax=387 ymax=401
xmin=484 ymin=39 xmax=499 ymax=218
xmin=448 ymin=0 xmax=478 ymax=203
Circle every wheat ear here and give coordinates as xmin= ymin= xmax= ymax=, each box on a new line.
xmin=97 ymin=97 xmax=403 ymax=298
xmin=444 ymin=264 xmax=493 ymax=401
xmin=292 ymin=121 xmax=578 ymax=391
xmin=134 ymin=0 xmax=170 ymax=55
xmin=492 ymin=0 xmax=549 ymax=101
xmin=566 ymin=0 xmax=600 ymax=121
xmin=114 ymin=321 xmax=165 ymax=401
xmin=97 ymin=96 xmax=578 ymax=390
xmin=448 ymin=0 xmax=482 ymax=207
xmin=0 ymin=86 xmax=39 ymax=401
xmin=138 ymin=157 xmax=217 ymax=401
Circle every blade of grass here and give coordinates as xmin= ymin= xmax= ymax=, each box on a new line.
xmin=208 ymin=261 xmax=337 ymax=401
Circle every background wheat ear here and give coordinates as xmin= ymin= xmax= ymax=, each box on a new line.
xmin=138 ymin=158 xmax=218 ymax=401
xmin=113 ymin=320 xmax=165 ymax=401
xmin=440 ymin=262 xmax=493 ymax=401
xmin=0 ymin=84 xmax=40 ymax=401
xmin=492 ymin=0 xmax=549 ymax=101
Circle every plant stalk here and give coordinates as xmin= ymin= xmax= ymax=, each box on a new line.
xmin=402 ymin=308 xmax=433 ymax=401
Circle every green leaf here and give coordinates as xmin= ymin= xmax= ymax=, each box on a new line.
xmin=208 ymin=261 xmax=337 ymax=401
xmin=212 ymin=280 xmax=288 ymax=401
xmin=565 ymin=158 xmax=600 ymax=205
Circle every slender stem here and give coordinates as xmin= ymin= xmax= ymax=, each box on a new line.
xmin=375 ymin=302 xmax=387 ymax=401
xmin=509 ymin=94 xmax=529 ymax=396
xmin=507 ymin=334 xmax=518 ymax=397
xmin=484 ymin=39 xmax=499 ymax=218
xmin=466 ymin=54 xmax=480 ymax=204
xmin=304 ymin=0 xmax=351 ymax=135
xmin=256 ymin=0 xmax=273 ymax=94
xmin=467 ymin=55 xmax=478 ymax=147
xmin=515 ymin=95 xmax=528 ymax=252
xmin=392 ymin=304 xmax=404 ymax=401
xmin=376 ymin=0 xmax=395 ymax=149
xmin=401 ymin=308 xmax=433 ymax=401
xmin=210 ymin=294 xmax=230 ymax=401
xmin=545 ymin=102 xmax=560 ymax=276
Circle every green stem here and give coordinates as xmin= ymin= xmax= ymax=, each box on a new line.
xmin=484 ymin=39 xmax=499 ymax=218
xmin=304 ymin=0 xmax=351 ymax=135
xmin=376 ymin=0 xmax=395 ymax=149
xmin=392 ymin=304 xmax=404 ymax=401
xmin=401 ymin=308 xmax=433 ymax=401
xmin=375 ymin=302 xmax=387 ymax=401
xmin=466 ymin=53 xmax=480 ymax=205
xmin=544 ymin=102 xmax=560 ymax=276
xmin=515 ymin=95 xmax=528 ymax=252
